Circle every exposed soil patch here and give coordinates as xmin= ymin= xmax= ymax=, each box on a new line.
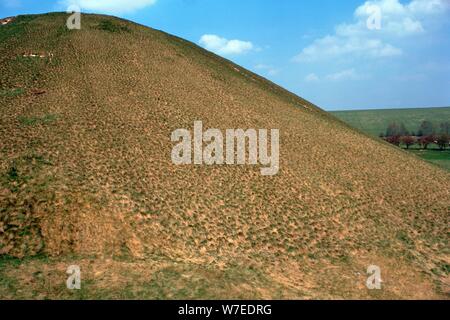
xmin=0 ymin=17 xmax=15 ymax=26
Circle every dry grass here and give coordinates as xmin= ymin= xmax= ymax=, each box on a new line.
xmin=0 ymin=13 xmax=449 ymax=299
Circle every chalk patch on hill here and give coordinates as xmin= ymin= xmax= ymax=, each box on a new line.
xmin=0 ymin=17 xmax=15 ymax=25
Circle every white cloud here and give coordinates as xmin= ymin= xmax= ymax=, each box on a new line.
xmin=61 ymin=0 xmax=157 ymax=14
xmin=353 ymin=0 xmax=449 ymax=36
xmin=294 ymin=0 xmax=449 ymax=63
xmin=304 ymin=69 xmax=368 ymax=82
xmin=199 ymin=34 xmax=254 ymax=56
xmin=355 ymin=0 xmax=406 ymax=18
xmin=336 ymin=17 xmax=424 ymax=38
xmin=305 ymin=73 xmax=320 ymax=82
xmin=325 ymin=69 xmax=366 ymax=81
xmin=294 ymin=36 xmax=402 ymax=62
xmin=255 ymin=64 xmax=280 ymax=76
xmin=408 ymin=0 xmax=450 ymax=14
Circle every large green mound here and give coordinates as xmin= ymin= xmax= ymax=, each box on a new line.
xmin=0 ymin=13 xmax=448 ymax=299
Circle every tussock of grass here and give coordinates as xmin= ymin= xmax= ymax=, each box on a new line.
xmin=18 ymin=114 xmax=57 ymax=126
xmin=96 ymin=20 xmax=130 ymax=33
xmin=0 ymin=154 xmax=55 ymax=258
xmin=0 ymin=88 xmax=25 ymax=97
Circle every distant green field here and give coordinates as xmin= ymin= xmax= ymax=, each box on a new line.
xmin=332 ymin=107 xmax=450 ymax=137
xmin=408 ymin=149 xmax=450 ymax=172
xmin=331 ymin=107 xmax=450 ymax=171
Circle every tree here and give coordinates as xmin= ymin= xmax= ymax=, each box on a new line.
xmin=440 ymin=122 xmax=450 ymax=135
xmin=401 ymin=136 xmax=416 ymax=149
xmin=386 ymin=122 xmax=408 ymax=137
xmin=386 ymin=135 xmax=401 ymax=146
xmin=418 ymin=135 xmax=436 ymax=150
xmin=386 ymin=122 xmax=398 ymax=137
xmin=418 ymin=121 xmax=435 ymax=137
xmin=399 ymin=123 xmax=409 ymax=136
xmin=436 ymin=134 xmax=450 ymax=150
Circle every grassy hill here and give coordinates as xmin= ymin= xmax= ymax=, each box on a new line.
xmin=332 ymin=107 xmax=450 ymax=137
xmin=0 ymin=13 xmax=449 ymax=299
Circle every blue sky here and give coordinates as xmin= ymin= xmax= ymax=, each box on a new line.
xmin=1 ymin=0 xmax=449 ymax=111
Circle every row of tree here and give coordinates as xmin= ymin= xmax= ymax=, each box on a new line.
xmin=381 ymin=120 xmax=450 ymax=150
xmin=384 ymin=134 xmax=450 ymax=150
xmin=381 ymin=120 xmax=450 ymax=138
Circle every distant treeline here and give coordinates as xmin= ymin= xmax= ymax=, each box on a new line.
xmin=381 ymin=120 xmax=450 ymax=150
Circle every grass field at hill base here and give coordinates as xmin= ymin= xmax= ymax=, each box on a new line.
xmin=332 ymin=107 xmax=450 ymax=171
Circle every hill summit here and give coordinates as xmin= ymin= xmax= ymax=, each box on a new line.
xmin=0 ymin=13 xmax=448 ymax=299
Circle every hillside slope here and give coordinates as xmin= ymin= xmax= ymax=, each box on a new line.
xmin=0 ymin=13 xmax=449 ymax=299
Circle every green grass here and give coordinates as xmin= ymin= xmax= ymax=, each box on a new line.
xmin=0 ymin=15 xmax=36 ymax=43
xmin=0 ymin=88 xmax=25 ymax=97
xmin=332 ymin=107 xmax=450 ymax=137
xmin=96 ymin=20 xmax=130 ymax=33
xmin=408 ymin=149 xmax=450 ymax=171
xmin=18 ymin=114 xmax=57 ymax=126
